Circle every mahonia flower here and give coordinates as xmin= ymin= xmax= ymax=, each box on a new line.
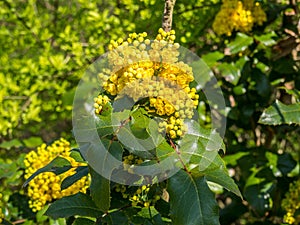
xmin=94 ymin=94 xmax=111 ymax=115
xmin=94 ymin=28 xmax=199 ymax=139
xmin=213 ymin=0 xmax=266 ymax=36
xmin=115 ymin=183 xmax=161 ymax=208
xmin=282 ymin=179 xmax=300 ymax=224
xmin=122 ymin=153 xmax=144 ymax=172
xmin=24 ymin=138 xmax=90 ymax=212
xmin=119 ymin=153 xmax=161 ymax=207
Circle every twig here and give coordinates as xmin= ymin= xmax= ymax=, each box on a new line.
xmin=162 ymin=0 xmax=176 ymax=32
xmin=169 ymin=139 xmax=190 ymax=173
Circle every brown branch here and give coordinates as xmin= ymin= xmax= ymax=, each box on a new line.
xmin=162 ymin=0 xmax=176 ymax=32
xmin=169 ymin=138 xmax=190 ymax=173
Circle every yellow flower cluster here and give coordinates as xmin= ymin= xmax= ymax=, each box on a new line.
xmin=0 ymin=193 xmax=4 ymax=224
xmin=159 ymin=115 xmax=187 ymax=139
xmin=115 ymin=184 xmax=161 ymax=207
xmin=95 ymin=28 xmax=199 ymax=139
xmin=94 ymin=94 xmax=110 ymax=115
xmin=24 ymin=138 xmax=90 ymax=212
xmin=122 ymin=154 xmax=144 ymax=173
xmin=213 ymin=0 xmax=267 ymax=36
xmin=282 ymin=179 xmax=300 ymax=224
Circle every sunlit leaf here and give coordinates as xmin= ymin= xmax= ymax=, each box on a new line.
xmin=258 ymin=100 xmax=300 ymax=125
xmin=227 ymin=33 xmax=253 ymax=54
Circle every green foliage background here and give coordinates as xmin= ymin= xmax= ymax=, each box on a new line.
xmin=0 ymin=0 xmax=300 ymax=224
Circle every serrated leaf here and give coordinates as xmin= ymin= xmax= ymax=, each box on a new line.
xmin=183 ymin=120 xmax=225 ymax=152
xmin=112 ymin=110 xmax=163 ymax=158
xmin=203 ymin=168 xmax=242 ymax=198
xmin=61 ymin=166 xmax=89 ymax=190
xmin=258 ymin=100 xmax=300 ymax=125
xmin=178 ymin=121 xmax=242 ymax=197
xmin=167 ymin=170 xmax=219 ymax=225
xmin=45 ymin=192 xmax=102 ymax=219
xmin=89 ymin=165 xmax=110 ymax=212
xmin=227 ymin=33 xmax=253 ymax=54
xmin=23 ymin=157 xmax=72 ymax=187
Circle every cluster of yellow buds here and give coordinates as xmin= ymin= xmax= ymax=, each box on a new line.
xmin=95 ymin=28 xmax=199 ymax=139
xmin=160 ymin=115 xmax=188 ymax=139
xmin=213 ymin=0 xmax=267 ymax=36
xmin=24 ymin=138 xmax=90 ymax=212
xmin=94 ymin=94 xmax=110 ymax=115
xmin=129 ymin=184 xmax=161 ymax=207
xmin=0 ymin=193 xmax=4 ymax=224
xmin=115 ymin=184 xmax=161 ymax=208
xmin=123 ymin=154 xmax=144 ymax=173
xmin=282 ymin=179 xmax=300 ymax=224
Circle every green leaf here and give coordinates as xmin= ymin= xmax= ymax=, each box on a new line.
xmin=249 ymin=68 xmax=271 ymax=98
xmin=62 ymin=88 xmax=75 ymax=106
xmin=0 ymin=139 xmax=22 ymax=149
xmin=61 ymin=166 xmax=89 ymax=190
xmin=79 ymin=139 xmax=123 ymax=184
xmin=130 ymin=108 xmax=150 ymax=139
xmin=244 ymin=184 xmax=273 ymax=216
xmin=45 ymin=192 xmax=102 ymax=219
xmin=96 ymin=113 xmax=114 ymax=137
xmin=227 ymin=33 xmax=253 ymax=54
xmin=22 ymin=136 xmax=43 ymax=148
xmin=181 ymin=120 xmax=225 ymax=153
xmin=192 ymin=59 xmax=212 ymax=89
xmin=201 ymin=51 xmax=224 ymax=67
xmin=223 ymin=152 xmax=249 ymax=166
xmin=112 ymin=110 xmax=163 ymax=158
xmin=89 ymin=165 xmax=110 ymax=212
xmin=72 ymin=218 xmax=95 ymax=225
xmin=137 ymin=206 xmax=159 ymax=219
xmin=23 ymin=156 xmax=72 ymax=187
xmin=109 ymin=211 xmax=129 ymax=225
xmin=167 ymin=170 xmax=219 ymax=225
xmin=202 ymin=167 xmax=242 ymax=198
xmin=217 ymin=63 xmax=241 ymax=86
xmin=70 ymin=149 xmax=86 ymax=162
xmin=258 ymin=100 xmax=300 ymax=125
xmin=277 ymin=153 xmax=297 ymax=175
xmin=178 ymin=121 xmax=242 ymax=197
xmin=254 ymin=32 xmax=277 ymax=46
